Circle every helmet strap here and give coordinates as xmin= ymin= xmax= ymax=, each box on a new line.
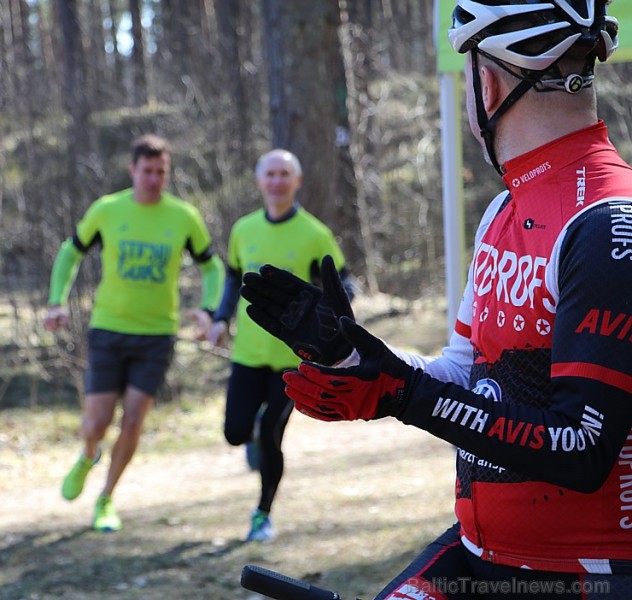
xmin=471 ymin=50 xmax=535 ymax=176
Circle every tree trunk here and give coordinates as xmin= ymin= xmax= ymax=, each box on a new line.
xmin=129 ymin=0 xmax=148 ymax=106
xmin=261 ymin=0 xmax=362 ymax=275
xmin=214 ymin=0 xmax=249 ymax=166
xmin=105 ymin=0 xmax=125 ymax=99
xmin=56 ymin=0 xmax=92 ymax=205
xmin=338 ymin=0 xmax=379 ymax=292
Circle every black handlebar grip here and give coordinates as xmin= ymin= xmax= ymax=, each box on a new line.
xmin=240 ymin=564 xmax=341 ymax=600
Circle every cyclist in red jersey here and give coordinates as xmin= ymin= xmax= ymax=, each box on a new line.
xmin=241 ymin=1 xmax=632 ymax=597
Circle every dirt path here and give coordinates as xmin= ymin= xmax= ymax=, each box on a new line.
xmin=0 ymin=407 xmax=456 ymax=599
xmin=0 ymin=295 xmax=456 ymax=599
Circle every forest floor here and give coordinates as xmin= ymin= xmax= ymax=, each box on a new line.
xmin=0 ymin=293 xmax=457 ymax=600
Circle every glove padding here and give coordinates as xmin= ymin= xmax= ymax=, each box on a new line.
xmin=282 ymin=316 xmax=417 ymax=421
xmin=241 ymin=255 xmax=354 ymax=365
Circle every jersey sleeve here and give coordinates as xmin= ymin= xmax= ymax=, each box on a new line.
xmin=185 ymin=205 xmax=213 ymax=259
xmin=198 ymin=253 xmax=225 ymax=312
xmin=212 ymin=266 xmax=242 ymax=323
xmin=74 ymin=200 xmax=104 ymax=249
xmin=210 ymin=222 xmax=243 ymax=323
xmin=397 ymin=199 xmax=632 ymax=493
xmin=226 ymin=222 xmax=242 ymax=272
xmin=47 ymin=239 xmax=84 ymax=305
xmin=48 ymin=200 xmax=105 ymax=305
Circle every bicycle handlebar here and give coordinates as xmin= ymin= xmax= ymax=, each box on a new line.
xmin=240 ymin=564 xmax=343 ymax=600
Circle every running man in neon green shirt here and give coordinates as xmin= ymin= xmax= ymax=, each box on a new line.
xmin=44 ymin=134 xmax=224 ymax=532
xmin=207 ymin=149 xmax=354 ymax=542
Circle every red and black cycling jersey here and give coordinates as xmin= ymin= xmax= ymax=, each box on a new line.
xmin=399 ymin=122 xmax=632 ymax=573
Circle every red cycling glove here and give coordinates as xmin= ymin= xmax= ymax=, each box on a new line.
xmin=283 ymin=317 xmax=418 ymax=421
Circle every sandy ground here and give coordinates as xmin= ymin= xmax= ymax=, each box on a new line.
xmin=0 ymin=408 xmax=457 ymax=599
xmin=0 ymin=294 xmax=457 ymax=599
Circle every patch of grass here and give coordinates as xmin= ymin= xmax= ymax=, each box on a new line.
xmin=143 ymin=393 xmax=226 ymax=453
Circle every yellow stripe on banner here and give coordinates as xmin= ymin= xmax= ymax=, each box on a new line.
xmin=436 ymin=1 xmax=632 ymax=73
xmin=611 ymin=4 xmax=632 ymax=63
xmin=437 ymin=0 xmax=463 ymax=73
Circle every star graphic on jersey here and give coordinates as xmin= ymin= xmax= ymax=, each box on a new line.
xmin=536 ymin=319 xmax=551 ymax=335
xmin=497 ymin=311 xmax=506 ymax=327
xmin=479 ymin=307 xmax=489 ymax=322
xmin=513 ymin=315 xmax=525 ymax=331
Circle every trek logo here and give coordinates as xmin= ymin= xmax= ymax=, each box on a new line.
xmin=576 ymin=167 xmax=587 ymax=207
xmin=511 ymin=161 xmax=552 ymax=188
xmin=576 ymin=309 xmax=632 ymax=341
xmin=472 ymin=243 xmax=554 ymax=312
xmin=610 ymin=201 xmax=632 ymax=260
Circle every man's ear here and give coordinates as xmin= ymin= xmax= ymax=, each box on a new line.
xmin=479 ymin=65 xmax=501 ymax=114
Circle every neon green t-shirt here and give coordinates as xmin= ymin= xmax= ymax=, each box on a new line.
xmin=58 ymin=188 xmax=215 ymax=334
xmin=228 ymin=207 xmax=346 ymax=370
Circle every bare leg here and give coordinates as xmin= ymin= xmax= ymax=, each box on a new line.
xmin=101 ymin=385 xmax=154 ymax=497
xmin=81 ymin=391 xmax=118 ymax=459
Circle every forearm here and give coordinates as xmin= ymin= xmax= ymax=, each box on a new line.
xmin=399 ymin=371 xmax=630 ymax=493
xmin=212 ymin=266 xmax=242 ymax=323
xmin=47 ymin=239 xmax=84 ymax=305
xmin=390 ymin=328 xmax=473 ymax=388
xmin=199 ymin=253 xmax=225 ymax=313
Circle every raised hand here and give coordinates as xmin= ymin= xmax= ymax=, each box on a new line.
xmin=240 ymin=255 xmax=354 ymax=365
xmin=282 ymin=316 xmax=418 ymax=421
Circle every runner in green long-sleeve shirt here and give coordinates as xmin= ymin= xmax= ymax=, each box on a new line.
xmin=44 ymin=134 xmax=224 ymax=532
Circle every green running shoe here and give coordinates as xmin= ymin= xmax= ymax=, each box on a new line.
xmin=246 ymin=509 xmax=274 ymax=542
xmin=93 ymin=495 xmax=122 ymax=532
xmin=61 ymin=447 xmax=101 ymax=501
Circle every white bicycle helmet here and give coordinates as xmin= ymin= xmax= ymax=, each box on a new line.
xmin=447 ymin=0 xmax=618 ymax=174
xmin=448 ymin=0 xmax=618 ymax=72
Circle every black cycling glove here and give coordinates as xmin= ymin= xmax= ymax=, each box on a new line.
xmin=284 ymin=316 xmax=416 ymax=421
xmin=241 ymin=254 xmax=354 ymax=365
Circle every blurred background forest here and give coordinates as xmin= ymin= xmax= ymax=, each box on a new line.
xmin=1 ymin=0 xmax=632 ymax=408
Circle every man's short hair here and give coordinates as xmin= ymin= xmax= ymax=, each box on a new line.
xmin=131 ymin=134 xmax=172 ymax=164
xmin=256 ymin=149 xmax=303 ymax=178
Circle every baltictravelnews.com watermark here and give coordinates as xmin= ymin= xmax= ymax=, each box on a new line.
xmin=395 ymin=576 xmax=611 ymax=597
